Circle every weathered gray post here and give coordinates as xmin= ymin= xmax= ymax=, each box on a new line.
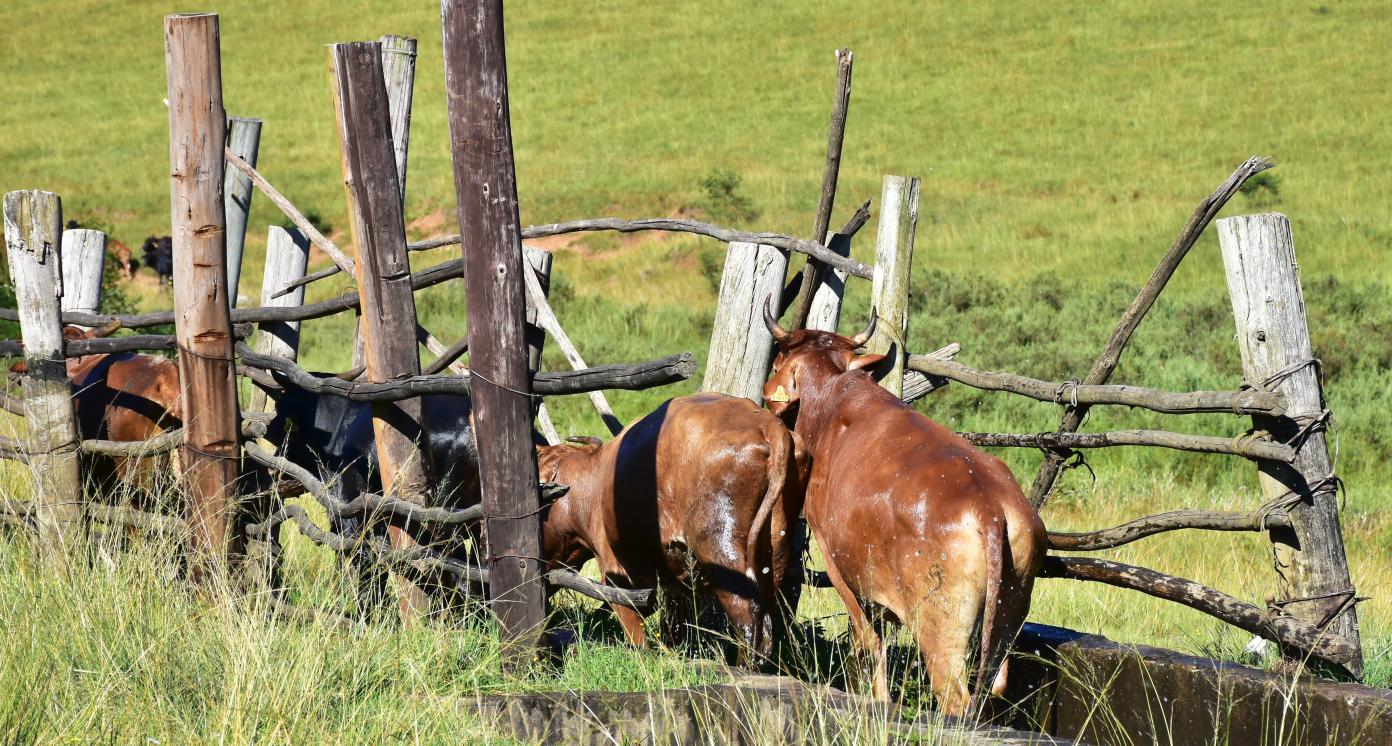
xmin=166 ymin=13 xmax=243 ymax=580
xmin=330 ymin=40 xmax=435 ymax=618
xmin=522 ymin=246 xmax=561 ymax=444
xmin=442 ymin=0 xmax=549 ymax=661
xmin=4 ymin=190 xmax=83 ymax=553
xmin=248 ymin=226 xmax=309 ymax=414
xmin=703 ymin=242 xmax=788 ymax=404
xmin=223 ymin=116 xmax=261 ymax=306
xmin=1217 ymin=212 xmax=1363 ymax=676
xmin=379 ymin=34 xmax=416 ymax=207
xmin=866 ymin=175 xmax=920 ymax=398
xmin=60 ymin=227 xmax=107 ymax=320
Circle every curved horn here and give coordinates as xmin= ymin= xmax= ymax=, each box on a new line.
xmin=565 ymin=435 xmax=603 ymax=447
xmin=849 ymin=308 xmax=878 ymax=347
xmin=763 ymin=295 xmax=790 ymax=343
xmin=91 ymin=319 xmax=123 ymax=339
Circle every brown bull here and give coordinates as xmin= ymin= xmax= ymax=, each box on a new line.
xmin=762 ymin=303 xmax=1046 ymax=714
xmin=537 ymin=393 xmax=808 ymax=662
xmin=10 ymin=323 xmax=182 ymax=489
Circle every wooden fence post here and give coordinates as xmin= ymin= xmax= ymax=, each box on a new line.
xmin=379 ymin=34 xmax=416 ymax=207
xmin=866 ymin=175 xmax=920 ymax=399
xmin=166 ymin=13 xmax=243 ymax=580
xmin=60 ymin=227 xmax=106 ymax=320
xmin=4 ymin=190 xmax=83 ymax=553
xmin=223 ymin=116 xmax=261 ymax=307
xmin=523 ymin=246 xmax=561 ymax=444
xmin=248 ymin=225 xmax=309 ymax=414
xmin=330 ymin=40 xmax=434 ymax=618
xmin=1217 ymin=212 xmax=1363 ymax=676
xmin=703 ymin=242 xmax=788 ymax=404
xmin=442 ymin=0 xmax=549 ymax=661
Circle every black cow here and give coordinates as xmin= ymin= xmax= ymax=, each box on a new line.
xmin=142 ymin=236 xmax=174 ymax=287
xmin=264 ymin=378 xmax=483 ymax=610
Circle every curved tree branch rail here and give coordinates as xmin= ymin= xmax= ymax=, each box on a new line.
xmin=1040 ymin=556 xmax=1359 ymax=675
xmin=958 ymin=429 xmax=1295 ymax=462
xmin=237 ymin=343 xmax=694 ymax=401
xmin=906 ymin=354 xmax=1286 ymax=417
xmin=1047 ymin=508 xmax=1293 ymax=551
xmin=274 ymin=216 xmax=877 ymax=299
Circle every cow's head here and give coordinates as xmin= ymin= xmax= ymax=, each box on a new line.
xmin=762 ymin=297 xmax=884 ymax=422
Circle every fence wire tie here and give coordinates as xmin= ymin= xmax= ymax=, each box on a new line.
xmin=182 ymin=443 xmax=241 ymax=462
xmin=467 ymin=366 xmax=539 ymax=401
xmin=175 ymin=343 xmax=237 ymax=364
xmin=1268 ymin=585 xmax=1359 ymax=629
xmin=1053 ymin=378 xmax=1081 ymax=408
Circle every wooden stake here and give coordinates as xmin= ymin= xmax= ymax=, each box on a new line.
xmin=60 ymin=227 xmax=106 ymax=320
xmin=442 ymin=0 xmax=548 ymax=659
xmin=223 ymin=116 xmax=261 ymax=307
xmin=165 ymin=13 xmax=242 ymax=579
xmin=379 ymin=34 xmax=416 ymax=208
xmin=330 ymin=40 xmax=434 ymax=618
xmin=866 ymin=175 xmax=920 ymax=399
xmin=703 ymin=242 xmax=789 ymax=403
xmin=248 ymin=226 xmax=309 ymax=414
xmin=4 ymin=190 xmax=83 ymax=553
xmin=1217 ymin=212 xmax=1362 ymax=676
xmin=522 ymin=247 xmax=561 ymax=444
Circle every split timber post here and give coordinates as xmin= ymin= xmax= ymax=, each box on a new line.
xmin=329 ymin=40 xmax=434 ymax=619
xmin=165 ymin=13 xmax=243 ymax=580
xmin=442 ymin=0 xmax=549 ymax=662
xmin=60 ymin=228 xmax=107 ymax=320
xmin=222 ymin=116 xmax=261 ymax=306
xmin=248 ymin=226 xmax=310 ymax=414
xmin=1217 ymin=212 xmax=1363 ymax=676
xmin=379 ymin=34 xmax=417 ymax=207
xmin=3 ymin=190 xmax=83 ymax=554
xmin=866 ymin=175 xmax=920 ymax=399
xmin=703 ymin=242 xmax=788 ymax=404
xmin=523 ymin=246 xmax=562 ymax=445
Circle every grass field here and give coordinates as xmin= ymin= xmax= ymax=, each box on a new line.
xmin=2 ymin=0 xmax=1390 ymax=741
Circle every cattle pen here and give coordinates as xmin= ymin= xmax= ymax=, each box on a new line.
xmin=0 ymin=5 xmax=1380 ymax=743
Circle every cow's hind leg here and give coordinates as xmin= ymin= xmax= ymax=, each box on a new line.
xmin=909 ymin=581 xmax=980 ymax=717
xmin=817 ymin=533 xmax=888 ymax=701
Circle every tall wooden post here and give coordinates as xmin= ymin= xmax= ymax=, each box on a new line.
xmin=1217 ymin=212 xmax=1362 ymax=676
xmin=442 ymin=0 xmax=548 ymax=660
xmin=248 ymin=226 xmax=309 ymax=414
xmin=523 ymin=246 xmax=561 ymax=444
xmin=60 ymin=227 xmax=107 ymax=320
xmin=223 ymin=116 xmax=261 ymax=307
xmin=703 ymin=242 xmax=788 ymax=404
xmin=166 ymin=13 xmax=242 ymax=579
xmin=330 ymin=40 xmax=434 ymax=618
xmin=4 ymin=190 xmax=83 ymax=553
xmin=379 ymin=34 xmax=417 ymax=208
xmin=866 ymin=175 xmax=920 ymax=398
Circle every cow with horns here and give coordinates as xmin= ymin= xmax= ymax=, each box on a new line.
xmin=536 ymin=392 xmax=809 ymax=664
xmin=761 ymin=300 xmax=1046 ymax=715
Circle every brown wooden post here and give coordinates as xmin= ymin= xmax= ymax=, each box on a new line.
xmin=442 ymin=0 xmax=548 ymax=660
xmin=165 ymin=13 xmax=242 ymax=579
xmin=1218 ymin=212 xmax=1363 ymax=676
xmin=329 ymin=40 xmax=433 ymax=618
xmin=4 ymin=190 xmax=83 ymax=554
xmin=379 ymin=34 xmax=417 ymax=208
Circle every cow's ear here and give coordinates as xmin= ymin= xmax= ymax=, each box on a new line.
xmin=847 ymin=353 xmax=887 ymax=372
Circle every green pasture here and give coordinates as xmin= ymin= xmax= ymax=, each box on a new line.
xmin=2 ymin=0 xmax=1389 ymax=740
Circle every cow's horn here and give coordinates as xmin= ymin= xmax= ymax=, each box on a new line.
xmin=849 ymin=308 xmax=878 ymax=347
xmin=763 ymin=296 xmax=790 ymax=343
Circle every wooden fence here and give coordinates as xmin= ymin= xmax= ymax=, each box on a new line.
xmin=0 ymin=9 xmax=1364 ymax=680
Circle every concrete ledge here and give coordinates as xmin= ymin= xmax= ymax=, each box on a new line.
xmin=1000 ymin=623 xmax=1392 ymax=745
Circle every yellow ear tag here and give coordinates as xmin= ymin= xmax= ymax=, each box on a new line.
xmin=768 ymin=385 xmax=790 ymax=403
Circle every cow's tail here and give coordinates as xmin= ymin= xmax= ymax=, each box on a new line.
xmin=971 ymin=512 xmax=1005 ymax=714
xmin=745 ymin=422 xmax=790 ymax=583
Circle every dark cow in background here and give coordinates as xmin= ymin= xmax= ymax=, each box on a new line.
xmin=762 ymin=303 xmax=1046 ymax=715
xmin=262 ymin=379 xmax=484 ymax=608
xmin=142 ymin=236 xmax=174 ymax=287
xmin=537 ymin=392 xmax=808 ymax=664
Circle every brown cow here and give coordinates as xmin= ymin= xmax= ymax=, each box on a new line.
xmin=10 ymin=323 xmax=182 ymax=489
xmin=537 ymin=393 xmax=808 ymax=663
xmin=761 ymin=303 xmax=1046 ymax=715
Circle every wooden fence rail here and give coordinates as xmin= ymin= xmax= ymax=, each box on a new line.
xmin=959 ymin=429 xmax=1295 ymax=462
